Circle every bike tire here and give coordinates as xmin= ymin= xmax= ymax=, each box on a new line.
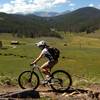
xmin=18 ymin=71 xmax=39 ymax=90
xmin=50 ymin=70 xmax=72 ymax=93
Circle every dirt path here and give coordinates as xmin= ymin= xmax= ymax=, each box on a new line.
xmin=87 ymin=84 xmax=100 ymax=92
xmin=0 ymin=85 xmax=21 ymax=93
xmin=0 ymin=85 xmax=58 ymax=99
xmin=0 ymin=84 xmax=100 ymax=99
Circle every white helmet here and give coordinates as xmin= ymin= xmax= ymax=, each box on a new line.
xmin=35 ymin=40 xmax=47 ymax=47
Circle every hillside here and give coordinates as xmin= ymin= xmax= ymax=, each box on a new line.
xmin=0 ymin=13 xmax=61 ymax=38
xmin=0 ymin=7 xmax=100 ymax=37
xmin=33 ymin=11 xmax=70 ymax=17
xmin=48 ymin=7 xmax=100 ymax=33
xmin=33 ymin=11 xmax=59 ymax=17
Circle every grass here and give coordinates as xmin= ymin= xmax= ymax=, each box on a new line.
xmin=0 ymin=32 xmax=100 ymax=87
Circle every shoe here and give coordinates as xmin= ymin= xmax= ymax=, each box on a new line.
xmin=41 ymin=80 xmax=48 ymax=84
xmin=46 ymin=75 xmax=51 ymax=80
xmin=41 ymin=76 xmax=51 ymax=84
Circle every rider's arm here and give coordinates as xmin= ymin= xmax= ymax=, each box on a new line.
xmin=32 ymin=51 xmax=44 ymax=64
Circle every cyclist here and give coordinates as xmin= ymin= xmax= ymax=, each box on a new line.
xmin=31 ymin=40 xmax=59 ymax=83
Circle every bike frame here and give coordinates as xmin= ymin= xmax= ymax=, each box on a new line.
xmin=31 ymin=64 xmax=45 ymax=81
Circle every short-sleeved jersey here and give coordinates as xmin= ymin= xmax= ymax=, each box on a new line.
xmin=41 ymin=48 xmax=54 ymax=61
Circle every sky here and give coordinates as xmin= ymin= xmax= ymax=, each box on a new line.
xmin=0 ymin=0 xmax=100 ymax=14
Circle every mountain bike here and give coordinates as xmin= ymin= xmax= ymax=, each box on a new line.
xmin=18 ymin=64 xmax=72 ymax=93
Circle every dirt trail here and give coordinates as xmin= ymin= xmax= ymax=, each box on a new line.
xmin=0 ymin=85 xmax=20 ymax=93
xmin=0 ymin=84 xmax=100 ymax=99
xmin=0 ymin=85 xmax=57 ymax=99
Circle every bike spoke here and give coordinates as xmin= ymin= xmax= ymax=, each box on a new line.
xmin=50 ymin=70 xmax=72 ymax=92
xmin=18 ymin=71 xmax=39 ymax=89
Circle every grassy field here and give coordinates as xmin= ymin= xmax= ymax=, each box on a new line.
xmin=0 ymin=32 xmax=100 ymax=87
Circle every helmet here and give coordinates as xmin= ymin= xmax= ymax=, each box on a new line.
xmin=35 ymin=40 xmax=47 ymax=47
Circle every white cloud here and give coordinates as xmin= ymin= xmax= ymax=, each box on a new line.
xmin=69 ymin=3 xmax=75 ymax=7
xmin=53 ymin=0 xmax=67 ymax=5
xmin=0 ymin=0 xmax=71 ymax=14
xmin=89 ymin=3 xmax=94 ymax=7
xmin=0 ymin=3 xmax=13 ymax=13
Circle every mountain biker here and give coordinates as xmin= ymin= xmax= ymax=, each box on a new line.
xmin=31 ymin=40 xmax=60 ymax=82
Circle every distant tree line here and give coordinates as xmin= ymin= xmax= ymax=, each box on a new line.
xmin=47 ymin=7 xmax=100 ymax=34
xmin=0 ymin=13 xmax=62 ymax=38
xmin=0 ymin=7 xmax=100 ymax=38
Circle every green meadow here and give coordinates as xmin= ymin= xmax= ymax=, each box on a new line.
xmin=0 ymin=32 xmax=100 ymax=87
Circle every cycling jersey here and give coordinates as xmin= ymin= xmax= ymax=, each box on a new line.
xmin=41 ymin=48 xmax=54 ymax=61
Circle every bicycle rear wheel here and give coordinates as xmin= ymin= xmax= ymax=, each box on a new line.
xmin=18 ymin=71 xmax=39 ymax=90
xmin=50 ymin=70 xmax=72 ymax=93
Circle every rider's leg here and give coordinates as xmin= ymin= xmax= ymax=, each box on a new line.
xmin=40 ymin=60 xmax=58 ymax=84
xmin=40 ymin=61 xmax=51 ymax=76
xmin=40 ymin=60 xmax=58 ymax=76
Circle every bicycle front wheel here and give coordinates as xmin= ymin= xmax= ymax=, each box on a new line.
xmin=18 ymin=71 xmax=39 ymax=90
xmin=50 ymin=70 xmax=72 ymax=93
